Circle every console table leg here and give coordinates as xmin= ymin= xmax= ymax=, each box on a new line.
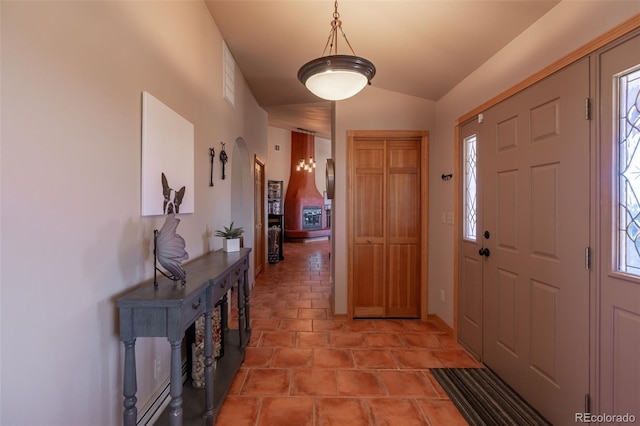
xmin=243 ymin=268 xmax=252 ymax=337
xmin=237 ymin=274 xmax=246 ymax=349
xmin=168 ymin=340 xmax=183 ymax=426
xmin=221 ymin=294 xmax=229 ymax=334
xmin=122 ymin=339 xmax=137 ymax=426
xmin=203 ymin=310 xmax=214 ymax=418
xmin=217 ymin=298 xmax=227 ymax=358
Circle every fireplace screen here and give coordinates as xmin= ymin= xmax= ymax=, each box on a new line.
xmin=302 ymin=206 xmax=322 ymax=230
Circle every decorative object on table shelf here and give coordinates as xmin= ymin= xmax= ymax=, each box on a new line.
xmin=209 ymin=147 xmax=215 ymax=187
xmin=191 ymin=305 xmax=223 ymax=389
xmin=215 ymin=221 xmax=244 ymax=253
xmin=219 ymin=142 xmax=228 ymax=180
xmin=154 ymin=213 xmax=189 ymax=286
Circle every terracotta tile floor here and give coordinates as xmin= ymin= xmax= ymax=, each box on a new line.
xmin=217 ymin=240 xmax=478 ymax=425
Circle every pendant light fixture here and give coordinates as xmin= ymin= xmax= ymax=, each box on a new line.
xmin=297 ymin=1 xmax=376 ymax=101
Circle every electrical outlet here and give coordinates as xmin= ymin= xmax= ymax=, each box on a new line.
xmin=154 ymin=356 xmax=161 ymax=379
xmin=440 ymin=289 xmax=445 ymax=303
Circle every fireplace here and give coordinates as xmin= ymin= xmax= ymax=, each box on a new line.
xmin=302 ymin=206 xmax=323 ymax=230
xmin=284 ymin=131 xmax=331 ymax=240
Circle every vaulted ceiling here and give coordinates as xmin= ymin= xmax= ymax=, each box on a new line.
xmin=205 ymin=1 xmax=560 ymax=138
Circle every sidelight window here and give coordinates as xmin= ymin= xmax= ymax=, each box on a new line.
xmin=617 ymin=67 xmax=640 ymax=274
xmin=464 ymin=134 xmax=477 ymax=241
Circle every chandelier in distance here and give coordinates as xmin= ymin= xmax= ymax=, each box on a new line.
xmin=296 ymin=157 xmax=317 ymax=173
xmin=297 ymin=1 xmax=376 ymax=101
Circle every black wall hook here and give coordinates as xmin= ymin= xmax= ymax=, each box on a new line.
xmin=441 ymin=173 xmax=453 ymax=181
xmin=209 ymin=147 xmax=215 ymax=186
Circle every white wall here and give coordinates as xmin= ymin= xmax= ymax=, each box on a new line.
xmin=0 ymin=2 xmax=267 ymax=424
xmin=430 ymin=1 xmax=640 ymax=325
xmin=267 ymin=127 xmax=293 ymax=191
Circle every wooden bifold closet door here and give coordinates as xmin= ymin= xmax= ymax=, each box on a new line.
xmin=348 ymin=131 xmax=428 ymax=319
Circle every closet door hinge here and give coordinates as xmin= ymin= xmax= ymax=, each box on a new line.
xmin=585 ymin=98 xmax=592 ymax=120
xmin=585 ymin=247 xmax=591 ymax=270
xmin=585 ymin=393 xmax=591 ymax=413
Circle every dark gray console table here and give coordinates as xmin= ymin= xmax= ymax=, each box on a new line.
xmin=116 ymin=248 xmax=251 ymax=426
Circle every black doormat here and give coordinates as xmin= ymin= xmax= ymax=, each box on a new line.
xmin=430 ymin=368 xmax=553 ymax=426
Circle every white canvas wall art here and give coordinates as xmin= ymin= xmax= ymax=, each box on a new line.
xmin=141 ymin=91 xmax=194 ymax=216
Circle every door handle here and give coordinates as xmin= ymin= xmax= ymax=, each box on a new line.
xmin=478 ymin=248 xmax=491 ymax=257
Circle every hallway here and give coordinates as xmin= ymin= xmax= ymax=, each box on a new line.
xmin=216 ymin=240 xmax=478 ymax=425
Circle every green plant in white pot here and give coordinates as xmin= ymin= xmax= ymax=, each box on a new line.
xmin=215 ymin=221 xmax=244 ymax=252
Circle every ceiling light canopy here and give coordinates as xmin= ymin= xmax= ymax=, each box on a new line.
xmin=297 ymin=1 xmax=376 ymax=101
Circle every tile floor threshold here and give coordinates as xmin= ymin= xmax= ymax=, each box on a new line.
xmin=214 ymin=240 xmax=478 ymax=425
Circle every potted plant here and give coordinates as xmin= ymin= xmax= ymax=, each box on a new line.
xmin=215 ymin=221 xmax=244 ymax=252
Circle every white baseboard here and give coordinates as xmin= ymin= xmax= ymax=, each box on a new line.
xmin=138 ymin=363 xmax=188 ymax=425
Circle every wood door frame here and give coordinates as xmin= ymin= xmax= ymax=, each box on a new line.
xmin=254 ymin=155 xmax=266 ymax=277
xmin=453 ymin=13 xmax=640 ymax=340
xmin=346 ymin=130 xmax=429 ymax=320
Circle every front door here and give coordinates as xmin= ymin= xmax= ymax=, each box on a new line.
xmin=597 ymin=31 xmax=640 ymax=420
xmin=470 ymin=58 xmax=591 ymax=424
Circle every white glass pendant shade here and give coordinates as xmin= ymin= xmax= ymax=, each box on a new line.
xmin=298 ymin=55 xmax=376 ymax=101
xmin=305 ymin=70 xmax=368 ymax=101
